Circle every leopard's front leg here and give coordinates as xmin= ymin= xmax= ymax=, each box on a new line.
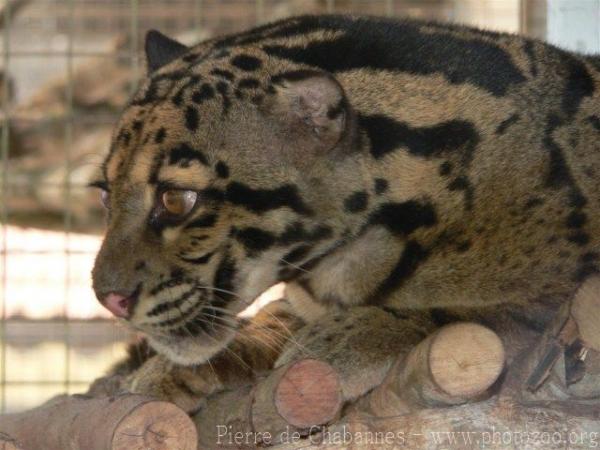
xmin=88 ymin=298 xmax=305 ymax=413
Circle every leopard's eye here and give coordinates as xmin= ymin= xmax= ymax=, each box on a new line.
xmin=161 ymin=190 xmax=198 ymax=217
xmin=100 ymin=189 xmax=110 ymax=209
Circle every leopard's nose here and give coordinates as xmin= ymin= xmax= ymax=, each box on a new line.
xmin=101 ymin=287 xmax=140 ymax=319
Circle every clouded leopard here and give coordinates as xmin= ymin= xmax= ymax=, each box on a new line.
xmin=90 ymin=14 xmax=600 ymax=412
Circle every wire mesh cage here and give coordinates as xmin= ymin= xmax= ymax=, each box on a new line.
xmin=0 ymin=0 xmax=569 ymax=414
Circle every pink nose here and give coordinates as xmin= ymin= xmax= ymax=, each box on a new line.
xmin=103 ymin=293 xmax=132 ymax=318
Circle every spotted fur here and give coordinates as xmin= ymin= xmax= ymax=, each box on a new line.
xmin=92 ymin=15 xmax=600 ymax=405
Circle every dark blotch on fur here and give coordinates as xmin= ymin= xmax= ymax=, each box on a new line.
xmin=213 ymin=250 xmax=236 ymax=303
xmin=185 ymin=213 xmax=217 ymax=229
xmin=185 ymin=106 xmax=199 ymax=131
xmin=282 ymin=244 xmax=312 ymax=264
xmin=278 ymin=222 xmax=332 ymax=245
xmin=374 ymin=178 xmax=389 ymax=195
xmin=344 ymin=191 xmax=368 ymax=213
xmin=263 ymin=16 xmax=526 ymax=96
xmin=216 ymin=81 xmax=231 ymax=114
xmin=566 ymin=211 xmax=587 ymax=229
xmin=216 ymin=161 xmax=230 ymax=178
xmin=211 ymin=68 xmax=235 ymax=81
xmin=154 ymin=127 xmax=167 ymax=144
xmin=238 ymin=78 xmax=261 ymax=90
xmin=359 ymin=115 xmax=479 ymax=162
xmin=368 ymin=240 xmax=429 ymax=304
xmin=192 ymin=83 xmax=215 ymax=104
xmin=169 ymin=143 xmax=208 ymax=167
xmin=180 ymin=251 xmax=215 ymax=265
xmin=231 ymin=54 xmax=263 ymax=71
xmin=369 ymin=201 xmax=437 ymax=236
xmin=226 ymin=182 xmax=313 ymax=215
xmin=234 ymin=227 xmax=277 ymax=254
xmin=439 ymin=161 xmax=452 ymax=176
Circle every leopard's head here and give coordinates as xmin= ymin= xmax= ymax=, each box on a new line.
xmin=91 ymin=30 xmax=363 ymax=364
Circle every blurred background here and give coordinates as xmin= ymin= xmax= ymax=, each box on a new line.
xmin=0 ymin=0 xmax=596 ymax=413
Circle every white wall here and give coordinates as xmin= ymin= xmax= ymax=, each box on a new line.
xmin=547 ymin=0 xmax=600 ymax=53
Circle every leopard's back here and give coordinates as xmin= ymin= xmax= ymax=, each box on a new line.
xmin=252 ymin=16 xmax=600 ymax=329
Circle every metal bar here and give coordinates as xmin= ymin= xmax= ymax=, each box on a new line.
xmin=0 ymin=51 xmax=123 ymax=58
xmin=326 ymin=0 xmax=335 ymax=13
xmin=385 ymin=0 xmax=394 ymax=17
xmin=62 ymin=0 xmax=76 ymax=396
xmin=129 ymin=0 xmax=140 ymax=95
xmin=256 ymin=0 xmax=264 ymax=25
xmin=194 ymin=0 xmax=203 ymax=31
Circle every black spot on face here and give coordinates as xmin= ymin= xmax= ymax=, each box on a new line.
xmin=374 ymin=178 xmax=388 ymax=195
xmin=278 ymin=222 xmax=332 ymax=245
xmin=168 ymin=143 xmax=208 ymax=167
xmin=368 ymin=201 xmax=437 ymax=236
xmin=225 ymin=182 xmax=312 ymax=215
xmin=191 ymin=83 xmax=215 ymax=104
xmin=213 ymin=250 xmax=236 ymax=303
xmin=234 ymin=227 xmax=277 ymax=254
xmin=185 ymin=213 xmax=217 ymax=229
xmin=231 ymin=54 xmax=263 ymax=71
xmin=344 ymin=191 xmax=368 ymax=213
xmin=180 ymin=251 xmax=215 ymax=265
xmin=216 ymin=161 xmax=230 ymax=178
xmin=185 ymin=106 xmax=199 ymax=131
xmin=119 ymin=130 xmax=132 ymax=147
xmin=281 ymin=244 xmax=312 ymax=264
xmin=210 ymin=68 xmax=235 ymax=81
xmin=132 ymin=120 xmax=143 ymax=132
xmin=155 ymin=127 xmax=167 ymax=144
xmin=238 ymin=78 xmax=260 ymax=90
xmin=215 ymin=81 xmax=231 ymax=114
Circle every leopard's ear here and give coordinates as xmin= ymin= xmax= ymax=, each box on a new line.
xmin=268 ymin=70 xmax=351 ymax=153
xmin=145 ymin=30 xmax=188 ymax=73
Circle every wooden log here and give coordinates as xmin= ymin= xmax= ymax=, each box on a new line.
xmin=361 ymin=322 xmax=505 ymax=416
xmin=571 ymin=276 xmax=600 ymax=351
xmin=195 ymin=358 xmax=343 ymax=448
xmin=325 ymin=398 xmax=600 ymax=450
xmin=0 ymin=394 xmax=197 ymax=450
xmin=524 ymin=275 xmax=600 ymax=398
xmin=0 ymin=433 xmax=24 ymax=450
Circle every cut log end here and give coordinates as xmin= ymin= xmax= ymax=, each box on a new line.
xmin=429 ymin=323 xmax=505 ymax=398
xmin=112 ymin=400 xmax=197 ymax=450
xmin=572 ymin=275 xmax=600 ymax=351
xmin=0 ymin=434 xmax=23 ymax=450
xmin=274 ymin=359 xmax=342 ymax=429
